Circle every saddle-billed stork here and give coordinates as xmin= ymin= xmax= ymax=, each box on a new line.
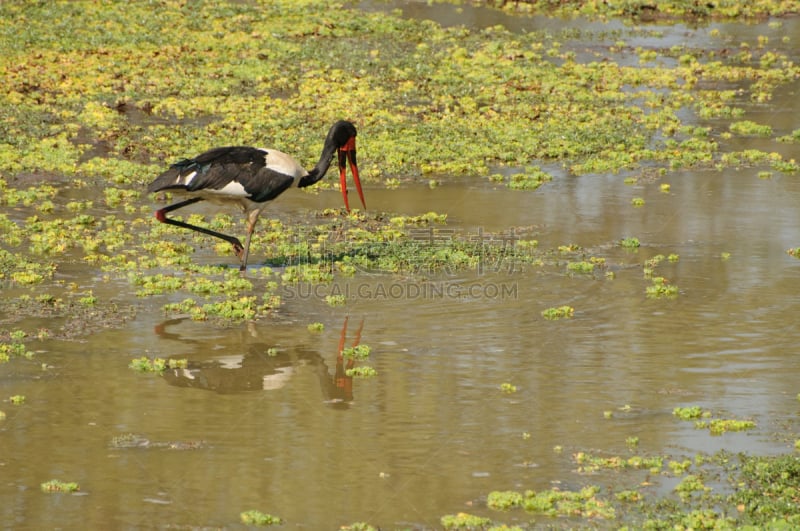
xmin=147 ymin=120 xmax=365 ymax=271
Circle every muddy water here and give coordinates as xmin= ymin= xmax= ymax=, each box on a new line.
xmin=4 ymin=8 xmax=800 ymax=531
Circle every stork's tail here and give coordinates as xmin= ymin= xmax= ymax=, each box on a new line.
xmin=146 ymin=159 xmax=196 ymax=193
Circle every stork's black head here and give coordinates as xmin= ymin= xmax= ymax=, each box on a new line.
xmin=300 ymin=120 xmax=365 ymax=211
xmin=327 ymin=120 xmax=358 ymax=149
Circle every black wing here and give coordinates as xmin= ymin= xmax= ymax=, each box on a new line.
xmin=147 ymin=147 xmax=295 ymax=202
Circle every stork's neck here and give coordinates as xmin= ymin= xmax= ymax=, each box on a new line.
xmin=297 ymin=141 xmax=338 ymax=188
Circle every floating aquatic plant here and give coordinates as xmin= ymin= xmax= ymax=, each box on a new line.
xmin=485 ymin=485 xmax=615 ymax=519
xmin=541 ymin=305 xmax=574 ymax=320
xmin=567 ymin=261 xmax=597 ymax=274
xmin=340 ymin=523 xmax=378 ymax=531
xmin=673 ymin=406 xmax=709 ymax=420
xmin=729 ymin=120 xmax=773 ymax=137
xmin=500 ymin=382 xmax=518 ymax=393
xmin=646 ymin=277 xmax=678 ymax=298
xmin=129 ymin=356 xmax=187 ymax=373
xmin=487 ymin=490 xmax=524 ymax=510
xmin=0 ymin=332 xmax=34 ymax=362
xmin=620 ymin=237 xmax=640 ymax=249
xmin=325 ymin=294 xmax=346 ymax=307
xmin=574 ymin=452 xmax=664 ymax=474
xmin=506 ymin=166 xmax=553 ymax=190
xmin=345 ymin=366 xmax=377 ymax=378
xmin=675 ymin=474 xmax=711 ymax=501
xmin=341 ymin=344 xmax=371 ymax=360
xmin=440 ymin=513 xmax=492 ymax=529
xmin=41 ymin=480 xmax=79 ymax=493
xmin=696 ymin=418 xmax=756 ymax=435
xmin=239 ymin=510 xmax=282 ymax=526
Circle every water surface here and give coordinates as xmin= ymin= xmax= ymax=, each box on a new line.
xmin=3 ymin=4 xmax=800 ymax=529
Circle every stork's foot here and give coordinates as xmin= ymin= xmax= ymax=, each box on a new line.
xmin=231 ymin=240 xmax=245 ymax=259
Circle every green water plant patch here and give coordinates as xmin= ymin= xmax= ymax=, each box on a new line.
xmin=129 ymin=356 xmax=187 ymax=374
xmin=541 ymin=305 xmax=574 ymax=320
xmin=240 ymin=510 xmax=282 ymax=526
xmin=41 ymin=479 xmax=79 ymax=493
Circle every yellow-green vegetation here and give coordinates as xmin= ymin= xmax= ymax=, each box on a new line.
xmin=41 ymin=479 xmax=80 ymax=493
xmin=486 ymin=485 xmax=615 ymax=519
xmin=162 ymin=295 xmax=275 ymax=322
xmin=620 ymin=237 xmax=640 ymax=249
xmin=325 ymin=294 xmax=346 ymax=307
xmin=499 ymin=382 xmax=517 ymax=393
xmin=491 ymin=0 xmax=800 ymax=19
xmin=345 ymin=366 xmax=378 ymax=378
xmin=505 ymin=166 xmax=553 ymax=190
xmin=729 ymin=120 xmax=773 ymax=137
xmin=574 ymin=451 xmax=664 ymax=474
xmin=472 ymin=443 xmax=800 ymax=529
xmin=340 ymin=524 xmax=378 ymax=531
xmin=239 ymin=510 xmax=282 ymax=526
xmin=732 ymin=454 xmax=800 ymax=527
xmin=9 ymin=395 xmax=25 ymax=405
xmin=441 ymin=512 xmax=492 ymax=529
xmin=0 ymin=330 xmax=34 ymax=362
xmin=674 ymin=474 xmax=712 ymax=500
xmin=696 ymin=418 xmax=757 ymax=435
xmin=342 ymin=344 xmax=376 ymax=378
xmin=646 ymin=276 xmax=679 ymax=298
xmin=673 ymin=405 xmax=711 ymax=420
xmin=0 ymin=0 xmax=797 ymax=185
xmin=128 ymin=356 xmax=188 ymax=374
xmin=0 ymin=1 xmax=796 ymax=318
xmin=673 ymin=405 xmax=755 ymax=434
xmin=566 ymin=260 xmax=597 ymax=274
xmin=462 ymin=446 xmax=800 ymax=530
xmin=341 ymin=344 xmax=371 ymax=360
xmin=541 ymin=305 xmax=574 ymax=320
xmin=2 ymin=2 xmax=800 ymax=527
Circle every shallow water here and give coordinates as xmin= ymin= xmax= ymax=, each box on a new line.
xmin=3 ymin=4 xmax=800 ymax=530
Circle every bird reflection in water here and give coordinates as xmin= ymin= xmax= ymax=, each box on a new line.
xmin=155 ymin=317 xmax=366 ymax=407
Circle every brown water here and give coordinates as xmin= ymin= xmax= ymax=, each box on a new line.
xmin=3 ymin=5 xmax=800 ymax=530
